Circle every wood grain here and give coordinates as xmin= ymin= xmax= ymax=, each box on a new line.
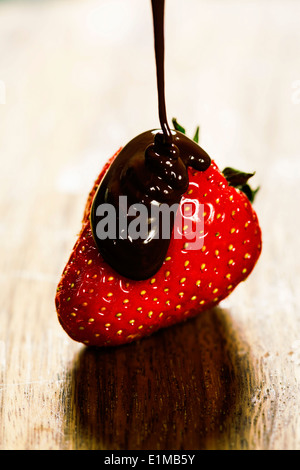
xmin=0 ymin=0 xmax=300 ymax=450
xmin=67 ymin=307 xmax=260 ymax=450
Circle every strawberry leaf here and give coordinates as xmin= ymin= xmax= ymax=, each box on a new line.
xmin=222 ymin=167 xmax=259 ymax=202
xmin=222 ymin=167 xmax=255 ymax=186
xmin=193 ymin=126 xmax=200 ymax=144
xmin=172 ymin=118 xmax=200 ymax=144
xmin=172 ymin=118 xmax=186 ymax=134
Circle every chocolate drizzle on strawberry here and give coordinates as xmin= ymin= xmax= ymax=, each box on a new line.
xmin=90 ymin=0 xmax=211 ymax=280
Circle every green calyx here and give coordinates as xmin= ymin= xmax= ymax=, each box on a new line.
xmin=222 ymin=167 xmax=259 ymax=203
xmin=172 ymin=118 xmax=200 ymax=144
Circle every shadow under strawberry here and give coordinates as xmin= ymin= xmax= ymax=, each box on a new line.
xmin=63 ymin=305 xmax=262 ymax=450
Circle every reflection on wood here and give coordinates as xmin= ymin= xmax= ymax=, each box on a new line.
xmin=66 ymin=307 xmax=266 ymax=450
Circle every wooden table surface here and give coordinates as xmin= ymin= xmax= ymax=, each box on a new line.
xmin=1 ymin=0 xmax=300 ymax=450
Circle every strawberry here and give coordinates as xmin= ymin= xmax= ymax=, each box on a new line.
xmin=55 ymin=123 xmax=262 ymax=347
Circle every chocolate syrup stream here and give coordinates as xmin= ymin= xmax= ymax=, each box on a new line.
xmin=151 ymin=0 xmax=172 ymax=145
xmin=90 ymin=0 xmax=211 ymax=280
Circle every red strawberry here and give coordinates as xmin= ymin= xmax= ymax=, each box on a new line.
xmin=55 ymin=127 xmax=262 ymax=348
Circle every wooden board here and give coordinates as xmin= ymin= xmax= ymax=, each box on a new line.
xmin=0 ymin=0 xmax=300 ymax=450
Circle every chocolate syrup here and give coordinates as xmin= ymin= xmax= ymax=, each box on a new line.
xmin=151 ymin=0 xmax=172 ymax=145
xmin=90 ymin=0 xmax=211 ymax=280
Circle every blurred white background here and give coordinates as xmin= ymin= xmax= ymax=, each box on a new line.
xmin=0 ymin=0 xmax=299 ymax=196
